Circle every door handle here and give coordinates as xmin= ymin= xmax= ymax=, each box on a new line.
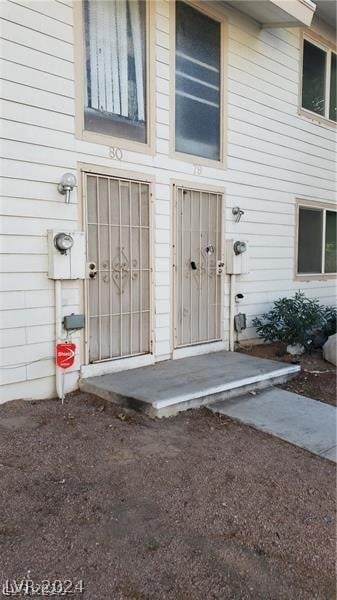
xmin=190 ymin=261 xmax=197 ymax=270
xmin=217 ymin=261 xmax=225 ymax=275
xmin=88 ymin=262 xmax=97 ymax=279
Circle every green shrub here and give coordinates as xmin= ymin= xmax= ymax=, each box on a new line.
xmin=322 ymin=305 xmax=337 ymax=338
xmin=252 ymin=292 xmax=336 ymax=349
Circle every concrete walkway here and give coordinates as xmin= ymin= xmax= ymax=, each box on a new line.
xmin=80 ymin=351 xmax=299 ymax=418
xmin=209 ymin=388 xmax=337 ymax=462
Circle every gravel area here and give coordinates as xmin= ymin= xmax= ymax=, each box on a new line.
xmin=0 ymin=392 xmax=336 ymax=599
xmin=237 ymin=343 xmax=336 ymax=406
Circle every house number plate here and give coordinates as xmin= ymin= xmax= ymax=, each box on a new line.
xmin=109 ymin=146 xmax=123 ymax=161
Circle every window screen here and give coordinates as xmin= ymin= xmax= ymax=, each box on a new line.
xmin=84 ymin=0 xmax=146 ymax=142
xmin=298 ymin=208 xmax=323 ymax=273
xmin=302 ymin=40 xmax=326 ymax=116
xmin=329 ymin=52 xmax=336 ymax=122
xmin=175 ymin=2 xmax=221 ymax=161
xmin=325 ymin=211 xmax=337 ymax=273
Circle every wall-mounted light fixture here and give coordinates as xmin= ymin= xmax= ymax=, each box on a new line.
xmin=232 ymin=206 xmax=245 ymax=223
xmin=58 ymin=172 xmax=77 ymax=204
xmin=54 ymin=232 xmax=74 ymax=255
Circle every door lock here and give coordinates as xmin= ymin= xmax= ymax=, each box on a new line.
xmin=88 ymin=262 xmax=97 ymax=279
xmin=217 ymin=261 xmax=225 ymax=275
xmin=191 ymin=261 xmax=197 ymax=270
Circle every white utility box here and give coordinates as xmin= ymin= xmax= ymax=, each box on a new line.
xmin=226 ymin=239 xmax=249 ymax=274
xmin=47 ymin=230 xmax=86 ymax=280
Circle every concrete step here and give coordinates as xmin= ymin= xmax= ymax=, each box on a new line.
xmin=79 ymin=350 xmax=300 ymax=418
xmin=208 ymin=388 xmax=337 ymax=462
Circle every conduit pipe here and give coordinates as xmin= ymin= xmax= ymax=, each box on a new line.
xmin=55 ymin=279 xmax=63 ymax=400
xmin=229 ymin=273 xmax=236 ymax=352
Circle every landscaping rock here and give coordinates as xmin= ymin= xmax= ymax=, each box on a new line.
xmin=323 ymin=334 xmax=337 ymax=366
xmin=287 ymin=344 xmax=305 ymax=356
xmin=310 ymin=332 xmax=327 ymax=350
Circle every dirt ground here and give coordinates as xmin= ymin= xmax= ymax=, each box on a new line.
xmin=237 ymin=343 xmax=336 ymax=406
xmin=0 ymin=393 xmax=335 ymax=600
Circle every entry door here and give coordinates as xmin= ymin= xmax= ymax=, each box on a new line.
xmin=174 ymin=186 xmax=222 ymax=348
xmin=86 ymin=173 xmax=151 ymax=362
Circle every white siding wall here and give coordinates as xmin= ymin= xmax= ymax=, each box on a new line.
xmin=0 ymin=0 xmax=336 ymax=402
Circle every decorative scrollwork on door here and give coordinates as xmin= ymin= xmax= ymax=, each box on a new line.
xmin=184 ymin=250 xmax=216 ymax=289
xmin=105 ymin=247 xmax=138 ymax=294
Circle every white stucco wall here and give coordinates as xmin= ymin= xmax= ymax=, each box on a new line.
xmin=0 ymin=0 xmax=336 ymax=402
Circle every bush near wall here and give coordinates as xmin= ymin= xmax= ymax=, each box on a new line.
xmin=252 ymin=292 xmax=337 ymax=350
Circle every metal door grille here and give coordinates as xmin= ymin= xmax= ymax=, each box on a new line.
xmin=174 ymin=186 xmax=222 ymax=348
xmin=86 ymin=173 xmax=151 ymax=362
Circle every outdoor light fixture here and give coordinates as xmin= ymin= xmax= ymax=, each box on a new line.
xmin=58 ymin=172 xmax=77 ymax=204
xmin=232 ymin=206 xmax=245 ymax=223
xmin=54 ymin=232 xmax=74 ymax=255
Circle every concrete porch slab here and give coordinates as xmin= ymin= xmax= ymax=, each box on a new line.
xmin=209 ymin=388 xmax=337 ymax=462
xmin=79 ymin=351 xmax=300 ymax=418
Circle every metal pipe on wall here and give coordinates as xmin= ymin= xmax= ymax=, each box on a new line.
xmin=229 ymin=273 xmax=236 ymax=352
xmin=55 ymin=279 xmax=63 ymax=400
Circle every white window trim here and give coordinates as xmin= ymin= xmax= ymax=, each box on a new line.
xmin=74 ymin=0 xmax=155 ymax=154
xmin=299 ymin=32 xmax=337 ymax=127
xmin=295 ymin=199 xmax=337 ymax=281
xmin=169 ymin=0 xmax=228 ymax=169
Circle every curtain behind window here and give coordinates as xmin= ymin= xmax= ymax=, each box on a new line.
xmin=84 ymin=0 xmax=146 ymax=142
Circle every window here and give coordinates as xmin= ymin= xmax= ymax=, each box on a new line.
xmin=325 ymin=211 xmax=337 ymax=273
xmin=297 ymin=204 xmax=337 ymax=276
xmin=83 ymin=0 xmax=147 ymax=143
xmin=330 ymin=52 xmax=336 ymax=122
xmin=175 ymin=2 xmax=221 ymax=161
xmin=302 ymin=38 xmax=336 ymax=122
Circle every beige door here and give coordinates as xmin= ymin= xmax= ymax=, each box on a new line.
xmin=174 ymin=186 xmax=223 ymax=348
xmin=86 ymin=173 xmax=151 ymax=362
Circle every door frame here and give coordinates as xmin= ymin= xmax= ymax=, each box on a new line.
xmin=171 ymin=179 xmax=226 ymax=356
xmin=79 ymin=162 xmax=155 ymax=378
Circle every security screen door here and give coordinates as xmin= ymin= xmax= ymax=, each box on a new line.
xmin=174 ymin=186 xmax=222 ymax=348
xmin=86 ymin=173 xmax=151 ymax=362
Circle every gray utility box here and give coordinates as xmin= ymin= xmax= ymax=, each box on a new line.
xmin=234 ymin=313 xmax=247 ymax=332
xmin=63 ymin=314 xmax=85 ymax=330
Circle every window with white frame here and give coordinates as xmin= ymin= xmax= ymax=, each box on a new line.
xmin=175 ymin=1 xmax=221 ymax=161
xmin=83 ymin=0 xmax=147 ymax=142
xmin=297 ymin=204 xmax=337 ymax=275
xmin=302 ymin=37 xmax=336 ymax=122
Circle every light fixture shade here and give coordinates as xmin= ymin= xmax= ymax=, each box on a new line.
xmin=60 ymin=172 xmax=77 ymax=190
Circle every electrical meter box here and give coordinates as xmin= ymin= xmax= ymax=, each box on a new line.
xmin=47 ymin=230 xmax=86 ymax=280
xmin=226 ymin=239 xmax=249 ymax=274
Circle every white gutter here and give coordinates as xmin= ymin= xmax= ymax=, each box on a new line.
xmin=225 ymin=0 xmax=316 ymax=28
xmin=266 ymin=0 xmax=316 ymax=27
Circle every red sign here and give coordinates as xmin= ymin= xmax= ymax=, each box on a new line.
xmin=56 ymin=342 xmax=76 ymax=369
